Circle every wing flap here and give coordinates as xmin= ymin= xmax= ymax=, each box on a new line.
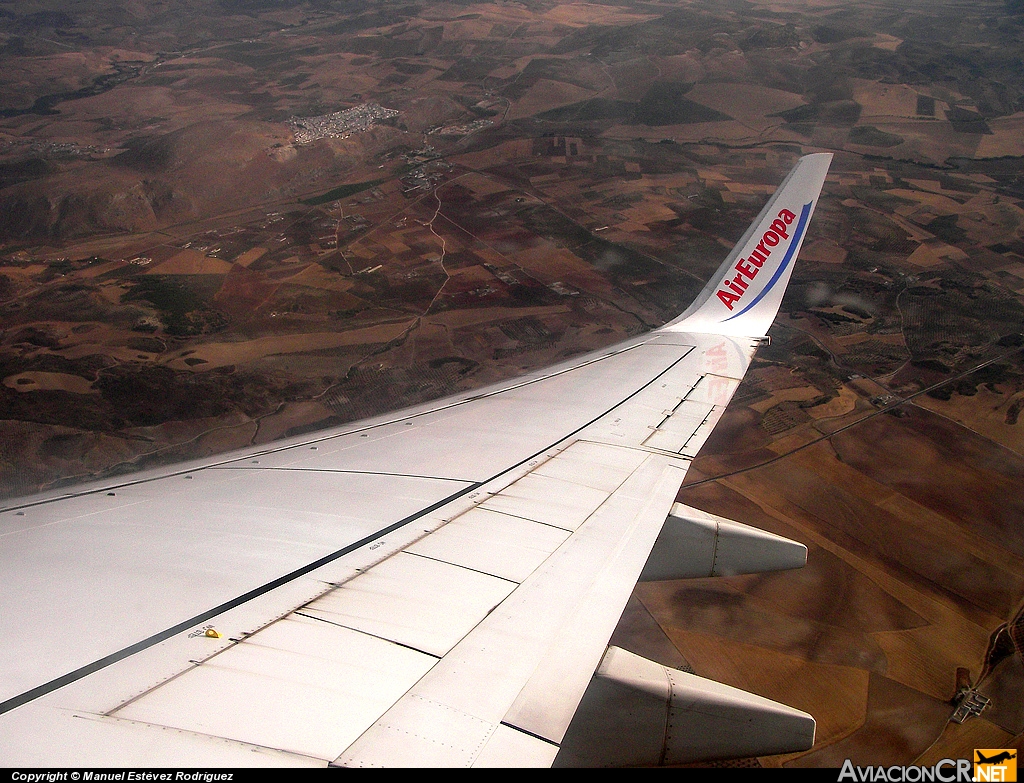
xmin=499 ymin=457 xmax=689 ymax=745
xmin=336 ymin=453 xmax=688 ymax=766
xmin=479 ymin=471 xmax=611 ymax=531
xmin=113 ymin=615 xmax=437 ymax=761
xmin=6 ymin=705 xmax=322 ymax=767
xmin=474 ymin=724 xmax=560 ymax=768
xmin=298 ymin=551 xmax=516 ymax=657
xmin=406 ymin=508 xmax=571 ymax=583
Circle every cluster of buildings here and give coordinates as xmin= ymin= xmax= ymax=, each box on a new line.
xmin=289 ymin=103 xmax=400 ymax=144
xmin=0 ymin=139 xmax=108 ymax=159
xmin=399 ymin=159 xmax=453 ymax=195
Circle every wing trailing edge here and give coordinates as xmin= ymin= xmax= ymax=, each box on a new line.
xmin=663 ymin=152 xmax=833 ymax=338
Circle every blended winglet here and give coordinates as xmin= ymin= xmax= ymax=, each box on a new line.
xmin=663 ymin=153 xmax=832 ymax=337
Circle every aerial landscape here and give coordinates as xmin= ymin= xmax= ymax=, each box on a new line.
xmin=1 ymin=0 xmax=1023 ymax=767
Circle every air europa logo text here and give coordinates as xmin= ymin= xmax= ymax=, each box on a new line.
xmin=717 ymin=208 xmax=798 ymax=311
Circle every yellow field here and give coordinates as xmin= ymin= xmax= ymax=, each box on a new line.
xmin=282 ymin=263 xmax=357 ymax=292
xmin=459 ymin=172 xmax=511 ymax=197
xmin=997 ymin=261 xmax=1024 ymax=280
xmin=453 ymin=140 xmax=534 ymax=168
xmin=45 ymin=343 xmax=162 ymax=363
xmin=853 ymin=79 xmax=927 ymax=120
xmin=872 ymin=34 xmax=904 ymax=51
xmin=618 ymin=202 xmax=680 ymax=226
xmin=887 ymin=189 xmax=967 ymax=215
xmin=604 ymin=119 xmax=755 ymax=143
xmin=233 ymin=247 xmax=267 ymax=267
xmin=2 ymin=371 xmax=96 ymax=394
xmin=150 ymin=249 xmax=233 ymax=275
xmin=800 ymin=238 xmax=849 ymax=264
xmin=907 ymin=242 xmax=957 ymax=266
xmin=749 ymin=385 xmax=821 ymax=413
xmin=164 ymin=321 xmax=415 ymax=370
xmin=685 ymin=82 xmax=806 ymax=130
xmin=507 ymin=79 xmax=597 ymax=121
xmin=426 ymin=304 xmax=571 ymax=329
xmin=808 ymin=387 xmax=860 ymax=420
xmin=514 ymin=243 xmax=616 ymax=292
xmin=651 ymin=54 xmax=706 ymax=85
xmin=540 ymin=3 xmax=659 ymax=25
xmin=251 ymin=400 xmax=336 ymax=445
xmin=840 ymin=121 xmax=974 ymax=166
xmin=448 ymin=264 xmax=498 ymax=283
xmin=977 ymin=114 xmax=1024 ymax=157
xmin=914 ymin=388 xmax=1024 ymax=454
xmin=916 ymin=719 xmax=1016 ymax=766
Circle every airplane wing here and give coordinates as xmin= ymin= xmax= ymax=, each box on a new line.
xmin=0 ymin=153 xmax=832 ymax=768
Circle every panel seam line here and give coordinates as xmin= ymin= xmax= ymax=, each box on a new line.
xmin=0 ymin=344 xmax=694 ymax=716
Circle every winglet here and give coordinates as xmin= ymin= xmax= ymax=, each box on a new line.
xmin=662 ymin=153 xmax=832 ymax=337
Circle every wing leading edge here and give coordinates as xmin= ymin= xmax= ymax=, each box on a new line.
xmin=0 ymin=154 xmax=832 ymax=767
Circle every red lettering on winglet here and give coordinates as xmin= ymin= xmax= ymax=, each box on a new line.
xmin=717 ymin=289 xmax=740 ymax=310
xmin=715 ymin=206 xmax=799 ymax=313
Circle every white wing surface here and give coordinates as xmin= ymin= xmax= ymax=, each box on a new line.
xmin=0 ymin=153 xmax=832 ymax=767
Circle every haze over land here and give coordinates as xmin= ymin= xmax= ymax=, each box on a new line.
xmin=1 ymin=0 xmax=1023 ymax=766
